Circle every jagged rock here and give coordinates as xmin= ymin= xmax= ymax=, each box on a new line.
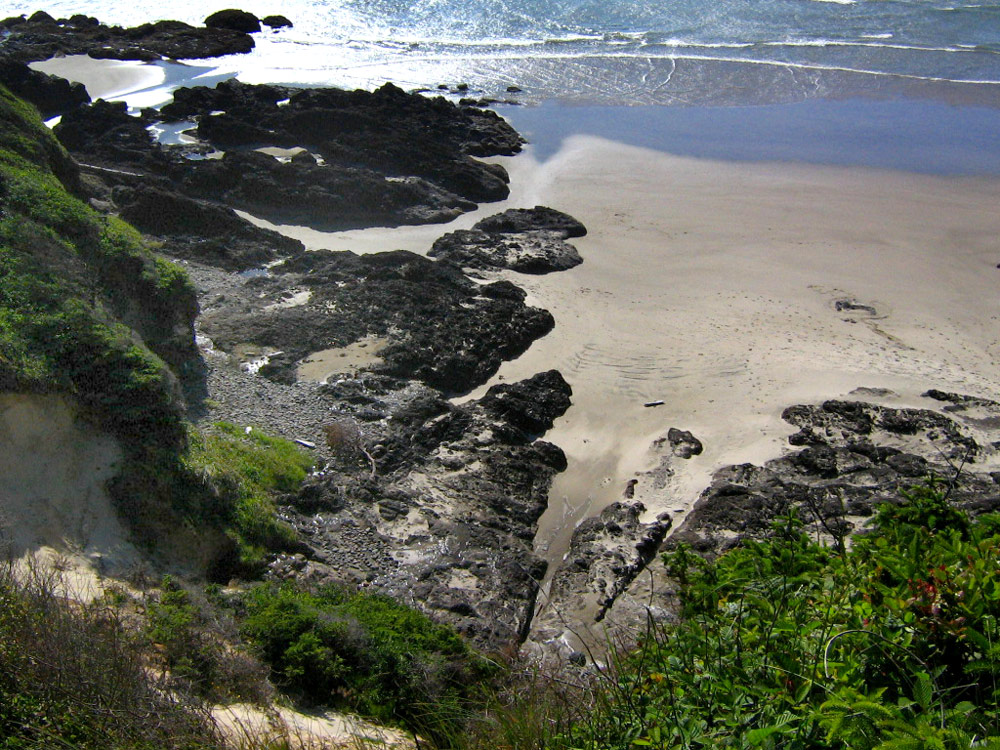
xmin=480 ymin=370 xmax=572 ymax=437
xmin=204 ymin=9 xmax=261 ymax=34
xmin=429 ymin=206 xmax=587 ymax=274
xmin=547 ymin=501 xmax=673 ymax=621
xmin=473 ymin=206 xmax=587 ymax=238
xmin=281 ymin=371 xmax=572 ymax=649
xmin=182 ymin=150 xmax=475 ymax=229
xmin=57 ymin=77 xmax=523 ymax=231
xmin=114 ymin=184 xmax=304 ymax=271
xmin=666 ymin=427 xmax=703 ymax=458
xmin=0 ymin=14 xmax=255 ymax=63
xmin=54 ymin=100 xmax=161 ymax=166
xmin=0 ymin=59 xmax=89 ymax=117
xmin=429 ymin=227 xmax=583 ymax=274
xmin=672 ymin=398 xmax=1000 ymax=555
xmin=198 ymin=249 xmax=555 ymax=394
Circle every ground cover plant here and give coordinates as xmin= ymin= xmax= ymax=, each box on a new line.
xmin=0 ymin=565 xmax=225 ymax=750
xmin=238 ymin=581 xmax=497 ymax=746
xmin=541 ymin=484 xmax=1000 ymax=749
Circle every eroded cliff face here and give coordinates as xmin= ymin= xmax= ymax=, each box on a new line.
xmin=0 ymin=394 xmax=139 ymax=592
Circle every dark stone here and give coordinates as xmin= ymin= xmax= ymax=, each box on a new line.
xmin=280 ymin=370 xmax=571 ymax=649
xmin=204 ymin=9 xmax=262 ymax=34
xmin=0 ymin=14 xmax=255 ymax=63
xmin=670 ymin=397 xmax=1000 ymax=558
xmin=480 ymin=370 xmax=573 ymax=438
xmin=429 ymin=227 xmax=583 ymax=274
xmin=261 ymin=15 xmax=293 ymax=28
xmin=199 ymin=249 xmax=555 ymax=394
xmin=549 ymin=501 xmax=672 ymax=621
xmin=0 ymin=59 xmax=90 ymax=117
xmin=114 ymin=184 xmax=304 ymax=271
xmin=667 ymin=427 xmax=703 ymax=458
xmin=474 ymin=206 xmax=587 ymax=238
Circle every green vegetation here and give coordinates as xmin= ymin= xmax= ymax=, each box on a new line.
xmin=0 ymin=82 xmax=193 ymax=449
xmin=0 ymin=565 xmax=225 ymax=750
xmin=0 ymin=86 xmax=310 ymax=573
xmin=145 ymin=575 xmax=271 ymax=703
xmin=239 ymin=581 xmax=495 ymax=745
xmin=537 ymin=485 xmax=1000 ymax=749
xmin=184 ymin=423 xmax=315 ymax=570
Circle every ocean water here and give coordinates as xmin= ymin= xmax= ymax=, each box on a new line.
xmin=8 ymin=0 xmax=1000 ymax=171
xmin=7 ymin=0 xmax=1000 ymax=105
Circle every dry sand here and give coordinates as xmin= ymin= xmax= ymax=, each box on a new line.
xmin=301 ymin=138 xmax=1000 ymax=582
xmin=26 ymin=55 xmax=1000 ymax=630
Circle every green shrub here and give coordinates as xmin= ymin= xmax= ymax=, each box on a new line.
xmin=549 ymin=487 xmax=1000 ymax=750
xmin=239 ymin=581 xmax=493 ymax=745
xmin=0 ymin=565 xmax=224 ymax=749
xmin=184 ymin=423 xmax=314 ymax=571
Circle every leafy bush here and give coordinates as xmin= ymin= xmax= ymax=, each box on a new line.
xmin=145 ymin=576 xmax=271 ymax=703
xmin=550 ymin=486 xmax=1000 ymax=749
xmin=0 ymin=565 xmax=224 ymax=749
xmin=239 ymin=581 xmax=494 ymax=745
xmin=184 ymin=423 xmax=315 ymax=571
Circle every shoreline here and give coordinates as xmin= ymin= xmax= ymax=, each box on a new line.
xmin=461 ymin=136 xmax=1000 ymax=573
xmin=28 ymin=53 xmax=1000 ymax=636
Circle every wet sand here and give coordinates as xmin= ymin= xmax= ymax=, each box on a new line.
xmin=36 ymin=55 xmax=1000 ymax=588
xmin=464 ymin=138 xmax=1000 ymax=573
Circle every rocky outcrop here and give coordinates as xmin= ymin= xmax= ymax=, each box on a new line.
xmin=114 ymin=185 xmax=305 ymax=271
xmin=473 ymin=206 xmax=588 ymax=237
xmin=546 ymin=502 xmax=672 ymax=623
xmin=204 ymin=9 xmax=261 ymax=34
xmin=273 ymin=371 xmax=573 ymax=648
xmin=197 ymin=249 xmax=555 ymax=393
xmin=0 ymin=12 xmax=255 ymax=63
xmin=0 ymin=58 xmax=89 ymax=117
xmin=430 ymin=207 xmax=586 ymax=274
xmin=54 ymin=80 xmax=524 ymax=233
xmin=671 ymin=396 xmax=1000 ymax=556
xmin=261 ymin=15 xmax=293 ymax=29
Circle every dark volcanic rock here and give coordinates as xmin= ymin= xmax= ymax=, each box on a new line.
xmin=165 ymin=80 xmax=522 ymax=195
xmin=429 ymin=227 xmax=583 ymax=274
xmin=0 ymin=14 xmax=255 ymax=63
xmin=56 ymin=77 xmax=524 ymax=231
xmin=261 ymin=15 xmax=293 ymax=28
xmin=0 ymin=59 xmax=89 ymax=117
xmin=114 ymin=185 xmax=304 ymax=271
xmin=548 ymin=501 xmax=672 ymax=622
xmin=279 ymin=371 xmax=572 ymax=648
xmin=673 ymin=398 xmax=1000 ymax=555
xmin=666 ymin=428 xmax=704 ymax=458
xmin=54 ymin=100 xmax=160 ymax=165
xmin=480 ymin=370 xmax=572 ymax=438
xmin=429 ymin=206 xmax=587 ymax=274
xmin=474 ymin=206 xmax=587 ymax=238
xmin=182 ymin=150 xmax=474 ymax=229
xmin=197 ymin=249 xmax=555 ymax=393
xmin=204 ymin=9 xmax=261 ymax=34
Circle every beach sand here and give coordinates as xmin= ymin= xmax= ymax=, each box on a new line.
xmin=30 ymin=54 xmax=166 ymax=102
xmin=36 ymin=56 xmax=1000 ymax=631
xmin=312 ymin=138 xmax=1000 ymax=581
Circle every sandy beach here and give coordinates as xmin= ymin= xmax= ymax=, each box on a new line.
xmin=283 ymin=136 xmax=1000 ymax=581
xmin=35 ymin=55 xmax=1000 ymax=626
